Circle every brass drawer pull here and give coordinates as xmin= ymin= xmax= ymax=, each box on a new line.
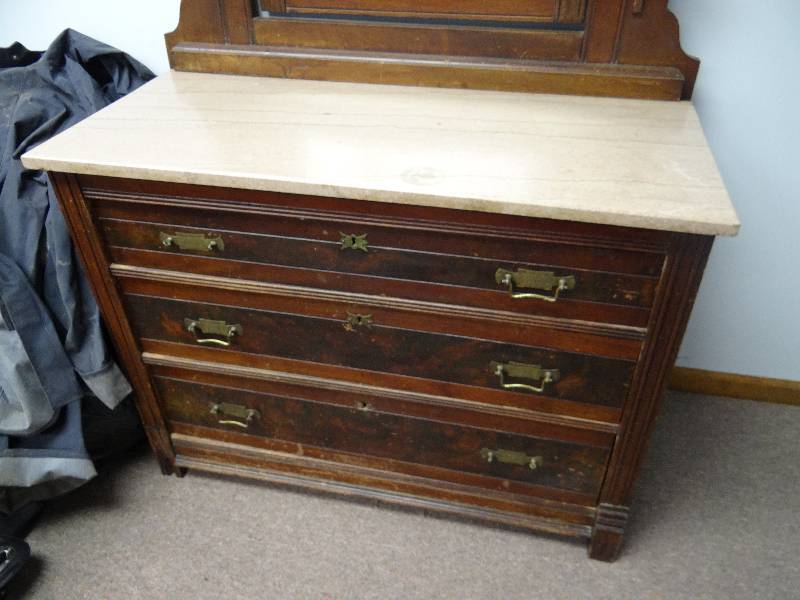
xmin=209 ymin=402 xmax=260 ymax=429
xmin=495 ymin=268 xmax=575 ymax=302
xmin=160 ymin=231 xmax=225 ymax=252
xmin=481 ymin=448 xmax=543 ymax=470
xmin=184 ymin=318 xmax=242 ymax=347
xmin=340 ymin=232 xmax=369 ymax=252
xmin=491 ymin=361 xmax=560 ymax=394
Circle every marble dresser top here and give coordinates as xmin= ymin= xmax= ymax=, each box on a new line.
xmin=22 ymin=71 xmax=739 ymax=236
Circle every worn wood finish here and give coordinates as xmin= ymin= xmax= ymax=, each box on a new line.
xmin=588 ymin=233 xmax=713 ymax=561
xmin=121 ymin=288 xmax=636 ymax=410
xmin=47 ymin=118 xmax=719 ymax=562
xmin=84 ymin=176 xmax=666 ymax=328
xmin=166 ymin=0 xmax=698 ymax=100
xmin=145 ymin=352 xmax=619 ymax=435
xmin=253 ymin=18 xmax=584 ymax=61
xmin=172 ymin=432 xmax=597 ymax=536
xmin=154 ymin=370 xmax=612 ymax=501
xmin=114 ymin=267 xmax=643 ymax=359
xmin=97 ymin=213 xmax=659 ymax=309
xmin=142 ymin=340 xmax=624 ymax=425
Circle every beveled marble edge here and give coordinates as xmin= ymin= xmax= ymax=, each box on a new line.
xmin=21 ymin=72 xmax=740 ymax=236
xmin=23 ymin=154 xmax=738 ymax=236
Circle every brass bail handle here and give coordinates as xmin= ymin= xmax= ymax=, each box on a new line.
xmin=495 ymin=268 xmax=575 ymax=302
xmin=160 ymin=231 xmax=225 ymax=253
xmin=491 ymin=361 xmax=560 ymax=394
xmin=184 ymin=318 xmax=242 ymax=347
xmin=209 ymin=402 xmax=260 ymax=429
xmin=480 ymin=448 xmax=544 ymax=470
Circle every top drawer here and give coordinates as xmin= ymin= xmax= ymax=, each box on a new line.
xmin=83 ymin=177 xmax=667 ymax=329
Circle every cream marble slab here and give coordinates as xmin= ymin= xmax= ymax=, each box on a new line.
xmin=22 ymin=71 xmax=739 ymax=236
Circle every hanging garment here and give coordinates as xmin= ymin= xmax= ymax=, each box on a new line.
xmin=0 ymin=30 xmax=154 ymax=511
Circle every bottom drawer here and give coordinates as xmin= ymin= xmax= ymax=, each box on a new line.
xmin=151 ymin=363 xmax=613 ymax=506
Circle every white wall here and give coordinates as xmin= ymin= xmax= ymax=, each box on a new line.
xmin=2 ymin=1 xmax=798 ymax=380
xmin=669 ymin=0 xmax=800 ymax=379
xmin=0 ymin=0 xmax=181 ymax=74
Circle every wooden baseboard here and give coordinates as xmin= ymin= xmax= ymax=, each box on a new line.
xmin=669 ymin=367 xmax=800 ymax=407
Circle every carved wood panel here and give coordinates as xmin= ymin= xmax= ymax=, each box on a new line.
xmin=166 ymin=0 xmax=698 ymax=100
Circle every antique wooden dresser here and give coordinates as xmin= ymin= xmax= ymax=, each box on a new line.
xmin=22 ymin=0 xmax=739 ymax=560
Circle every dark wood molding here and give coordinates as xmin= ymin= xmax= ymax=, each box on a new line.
xmin=48 ymin=173 xmax=178 ymax=474
xmin=166 ymin=0 xmax=698 ymax=100
xmin=46 ymin=170 xmax=723 ymax=561
xmin=588 ymin=503 xmax=629 ymax=561
xmin=670 ymin=367 xmax=800 ymax=407
xmin=598 ymin=234 xmax=713 ymax=506
xmin=171 ymin=432 xmax=596 ymax=538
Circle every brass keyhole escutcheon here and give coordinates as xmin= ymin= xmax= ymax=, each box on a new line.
xmin=343 ymin=312 xmax=373 ymax=332
xmin=339 ymin=232 xmax=369 ymax=252
xmin=354 ymin=400 xmax=373 ymax=412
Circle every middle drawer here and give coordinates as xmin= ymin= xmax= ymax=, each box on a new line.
xmin=118 ymin=274 xmax=637 ymax=423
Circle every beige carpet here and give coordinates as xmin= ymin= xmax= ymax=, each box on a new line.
xmin=7 ymin=392 xmax=800 ymax=600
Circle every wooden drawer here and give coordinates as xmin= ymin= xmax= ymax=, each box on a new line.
xmin=152 ymin=363 xmax=613 ymax=505
xmin=91 ymin=185 xmax=664 ymax=329
xmin=119 ymin=275 xmax=636 ymax=422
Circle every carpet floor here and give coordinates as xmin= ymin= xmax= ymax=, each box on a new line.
xmin=7 ymin=392 xmax=799 ymax=600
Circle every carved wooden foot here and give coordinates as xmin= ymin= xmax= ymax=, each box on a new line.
xmin=588 ymin=504 xmax=629 ymax=562
xmin=174 ymin=466 xmax=188 ymax=478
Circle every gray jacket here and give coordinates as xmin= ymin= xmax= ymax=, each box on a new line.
xmin=0 ymin=30 xmax=151 ymax=512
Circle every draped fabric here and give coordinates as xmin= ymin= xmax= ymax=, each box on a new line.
xmin=0 ymin=30 xmax=152 ymax=512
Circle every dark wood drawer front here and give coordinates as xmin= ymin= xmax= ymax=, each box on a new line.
xmin=125 ymin=292 xmax=635 ymax=411
xmin=155 ymin=374 xmax=611 ymax=501
xmin=93 ymin=197 xmax=663 ymax=328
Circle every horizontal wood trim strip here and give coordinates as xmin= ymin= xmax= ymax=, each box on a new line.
xmin=254 ymin=17 xmax=582 ymax=60
xmin=172 ymin=432 xmax=595 ymax=536
xmin=169 ymin=43 xmax=685 ymax=100
xmin=669 ymin=367 xmax=800 ymax=407
xmin=143 ymin=351 xmax=620 ymax=433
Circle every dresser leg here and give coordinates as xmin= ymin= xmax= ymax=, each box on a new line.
xmin=588 ymin=504 xmax=629 ymax=562
xmin=174 ymin=467 xmax=188 ymax=478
